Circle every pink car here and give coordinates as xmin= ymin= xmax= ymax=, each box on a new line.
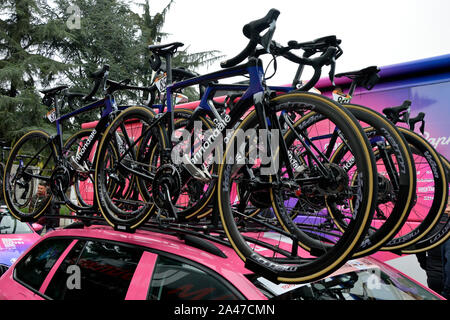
xmin=0 ymin=222 xmax=444 ymax=300
xmin=0 ymin=206 xmax=42 ymax=273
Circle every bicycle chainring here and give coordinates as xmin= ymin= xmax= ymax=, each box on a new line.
xmin=152 ymin=164 xmax=181 ymax=210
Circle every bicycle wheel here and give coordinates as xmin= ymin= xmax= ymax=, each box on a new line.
xmin=63 ymin=128 xmax=135 ymax=212
xmin=382 ymin=128 xmax=448 ymax=251
xmin=325 ymin=104 xmax=416 ymax=257
xmin=3 ymin=130 xmax=57 ymax=221
xmin=138 ymin=108 xmax=217 ymax=221
xmin=401 ymin=153 xmax=449 ymax=253
xmin=217 ymin=92 xmax=377 ymax=283
xmin=95 ymin=106 xmax=169 ymax=231
xmin=0 ymin=162 xmax=4 ymax=203
xmin=63 ymin=129 xmax=97 ymax=210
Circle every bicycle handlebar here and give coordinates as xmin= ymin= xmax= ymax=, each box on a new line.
xmin=252 ymin=35 xmax=341 ymax=91
xmin=409 ymin=112 xmax=425 ymax=134
xmin=382 ymin=100 xmax=411 ymax=124
xmin=220 ymin=8 xmax=280 ymax=68
xmin=288 ymin=35 xmax=342 ymax=55
xmin=82 ymin=64 xmax=110 ymax=102
xmin=383 ymin=101 xmax=426 ymax=134
xmin=242 ymin=9 xmax=280 ymax=39
xmin=283 ymin=45 xmax=339 ymax=91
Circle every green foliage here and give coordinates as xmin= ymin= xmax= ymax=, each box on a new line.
xmin=0 ymin=0 xmax=221 ymax=146
xmin=0 ymin=0 xmax=68 ymax=144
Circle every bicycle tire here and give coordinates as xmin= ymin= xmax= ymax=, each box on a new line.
xmin=382 ymin=128 xmax=448 ymax=251
xmin=3 ymin=130 xmax=57 ymax=222
xmin=400 ymin=154 xmax=449 ymax=253
xmin=0 ymin=162 xmax=4 ymax=203
xmin=94 ymin=106 xmax=169 ymax=231
xmin=326 ymin=104 xmax=416 ymax=257
xmin=217 ymin=92 xmax=377 ymax=283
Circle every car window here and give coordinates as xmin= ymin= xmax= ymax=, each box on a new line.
xmin=148 ymin=255 xmax=240 ymax=300
xmin=14 ymin=238 xmax=73 ymax=291
xmin=45 ymin=240 xmax=142 ymax=300
xmin=0 ymin=214 xmax=33 ymax=234
xmin=254 ymin=267 xmax=441 ymax=300
xmin=44 ymin=240 xmax=86 ymax=299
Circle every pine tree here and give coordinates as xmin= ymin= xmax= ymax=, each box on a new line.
xmin=0 ymin=0 xmax=68 ymax=143
xmin=136 ymin=0 xmax=223 ymax=102
xmin=0 ymin=0 xmax=223 ymax=144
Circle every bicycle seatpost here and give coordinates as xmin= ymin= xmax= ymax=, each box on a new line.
xmin=165 ymin=53 xmax=173 ymax=86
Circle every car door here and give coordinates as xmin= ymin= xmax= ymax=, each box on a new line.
xmin=41 ymin=238 xmax=145 ymax=300
xmin=146 ymin=253 xmax=245 ymax=300
xmin=4 ymin=237 xmax=74 ymax=300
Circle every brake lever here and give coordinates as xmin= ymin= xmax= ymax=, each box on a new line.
xmin=261 ymin=20 xmax=277 ymax=53
xmin=399 ymin=108 xmax=411 ymax=127
xmin=409 ymin=112 xmax=426 ymax=134
xmin=329 ymin=58 xmax=336 ymax=87
xmin=419 ymin=120 xmax=425 ymax=135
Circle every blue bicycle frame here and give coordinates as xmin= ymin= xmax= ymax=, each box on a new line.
xmin=52 ymin=94 xmax=120 ymax=165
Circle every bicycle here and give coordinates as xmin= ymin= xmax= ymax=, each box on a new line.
xmin=332 ymin=70 xmax=448 ymax=252
xmin=274 ymin=63 xmax=416 ymax=258
xmin=0 ymin=140 xmax=10 ymax=203
xmin=378 ymin=102 xmax=449 ymax=254
xmin=153 ymin=37 xmax=417 ymax=260
xmin=94 ymin=9 xmax=379 ymax=284
xmin=195 ymin=39 xmax=416 ymax=259
xmin=2 ymin=65 xmax=166 ymax=222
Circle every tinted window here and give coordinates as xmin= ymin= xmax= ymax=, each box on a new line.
xmin=46 ymin=240 xmax=142 ymax=300
xmin=148 ymin=255 xmax=239 ymax=300
xmin=15 ymin=238 xmax=72 ymax=291
xmin=0 ymin=264 xmax=9 ymax=276
xmin=254 ymin=267 xmax=441 ymax=300
xmin=0 ymin=214 xmax=33 ymax=234
xmin=45 ymin=240 xmax=85 ymax=299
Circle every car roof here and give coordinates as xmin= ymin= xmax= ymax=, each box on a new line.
xmin=45 ymin=224 xmax=248 ymax=269
xmin=39 ymin=223 xmax=270 ymax=299
xmin=37 ymin=223 xmax=413 ymax=280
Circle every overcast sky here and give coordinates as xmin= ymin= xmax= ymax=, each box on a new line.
xmin=135 ymin=0 xmax=450 ymax=85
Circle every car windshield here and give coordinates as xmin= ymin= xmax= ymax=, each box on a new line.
xmin=251 ymin=264 xmax=441 ymax=301
xmin=0 ymin=213 xmax=33 ymax=235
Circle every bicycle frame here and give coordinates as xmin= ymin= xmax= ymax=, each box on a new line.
xmin=15 ymin=93 xmax=124 ymax=208
xmin=117 ymin=58 xmax=269 ymax=168
xmin=52 ymin=95 xmax=118 ymax=163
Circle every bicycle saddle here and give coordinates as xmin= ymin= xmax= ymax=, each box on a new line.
xmin=148 ymin=42 xmax=184 ymax=55
xmin=39 ymin=85 xmax=69 ymax=96
xmin=335 ymin=66 xmax=379 ymax=79
xmin=336 ymin=66 xmax=380 ymax=90
xmin=64 ymin=91 xmax=85 ymax=99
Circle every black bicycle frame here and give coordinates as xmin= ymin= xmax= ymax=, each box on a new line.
xmin=18 ymin=93 xmax=122 ymax=198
